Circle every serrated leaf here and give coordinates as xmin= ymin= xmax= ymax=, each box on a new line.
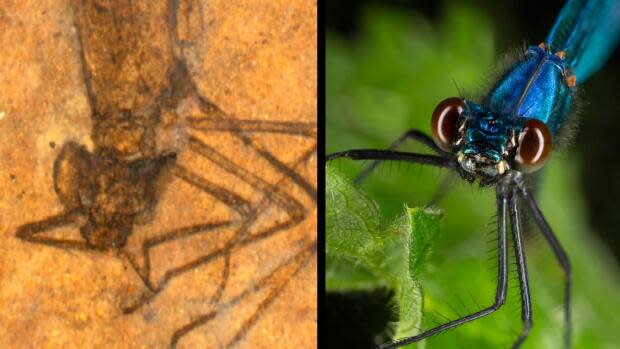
xmin=326 ymin=165 xmax=443 ymax=345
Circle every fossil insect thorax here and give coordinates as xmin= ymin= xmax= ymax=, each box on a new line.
xmin=54 ymin=111 xmax=175 ymax=250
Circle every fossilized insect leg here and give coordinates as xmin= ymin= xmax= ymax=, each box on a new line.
xmin=186 ymin=117 xmax=317 ymax=138
xmin=120 ymin=165 xmax=253 ymax=313
xmin=188 ymin=96 xmax=318 ymax=200
xmin=15 ymin=210 xmax=90 ymax=251
xmin=121 ymin=138 xmax=308 ymax=312
xmin=122 ymin=145 xmax=310 ymax=313
xmin=157 ymin=207 xmax=309 ymax=347
xmin=169 ymin=240 xmax=316 ymax=349
xmin=164 ymin=145 xmax=316 ymax=346
xmin=121 ymin=221 xmax=235 ymax=291
xmin=185 ymin=136 xmax=307 ymax=221
xmin=159 ymin=67 xmax=318 ymax=201
xmin=224 ymin=241 xmax=316 ymax=348
xmin=123 ymin=143 xmax=313 ymax=347
xmin=171 ymin=164 xmax=254 ymax=217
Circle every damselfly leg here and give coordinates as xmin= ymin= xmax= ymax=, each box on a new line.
xmin=327 ymin=147 xmax=570 ymax=349
xmin=327 ymin=149 xmax=454 ymax=169
xmin=347 ymin=129 xmax=458 ymax=205
xmin=352 ymin=129 xmax=446 ymax=185
xmin=520 ymin=185 xmax=572 ymax=349
xmin=376 ymin=185 xmax=510 ymax=349
xmin=509 ymin=184 xmax=533 ymax=347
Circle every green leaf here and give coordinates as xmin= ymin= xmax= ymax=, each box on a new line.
xmin=408 ymin=207 xmax=442 ymax=277
xmin=326 ymin=164 xmax=443 ymax=344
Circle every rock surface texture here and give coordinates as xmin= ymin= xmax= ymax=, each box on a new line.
xmin=0 ymin=1 xmax=317 ymax=348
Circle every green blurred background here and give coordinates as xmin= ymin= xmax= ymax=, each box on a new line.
xmin=326 ymin=0 xmax=620 ymax=348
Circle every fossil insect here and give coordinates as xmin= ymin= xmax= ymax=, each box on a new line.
xmin=14 ymin=1 xmax=316 ymax=347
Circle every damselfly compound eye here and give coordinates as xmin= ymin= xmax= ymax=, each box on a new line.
xmin=515 ymin=118 xmax=552 ymax=172
xmin=431 ymin=97 xmax=465 ymax=151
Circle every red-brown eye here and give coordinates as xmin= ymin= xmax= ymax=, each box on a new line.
xmin=431 ymin=97 xmax=465 ymax=151
xmin=515 ymin=119 xmax=553 ymax=172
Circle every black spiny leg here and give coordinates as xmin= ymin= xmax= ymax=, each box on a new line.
xmin=378 ymin=186 xmax=509 ymax=349
xmin=509 ymin=187 xmax=533 ymax=348
xmin=353 ymin=129 xmax=447 ymax=185
xmin=520 ymin=185 xmax=572 ymax=349
xmin=327 ymin=149 xmax=455 ymax=169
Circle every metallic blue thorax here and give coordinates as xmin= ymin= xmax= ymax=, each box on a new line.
xmin=462 ymin=46 xmax=573 ymax=164
xmin=461 ymin=0 xmax=620 ymax=164
xmin=484 ymin=46 xmax=572 ymax=136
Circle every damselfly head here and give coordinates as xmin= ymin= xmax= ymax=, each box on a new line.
xmin=431 ymin=98 xmax=509 ymax=185
xmin=431 ymin=98 xmax=552 ymax=186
